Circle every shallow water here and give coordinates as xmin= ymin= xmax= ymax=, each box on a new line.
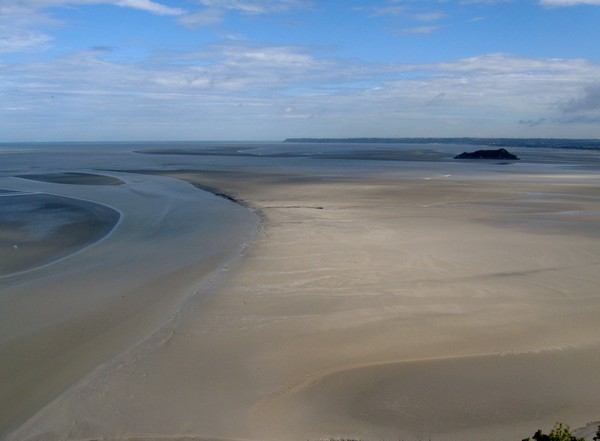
xmin=0 ymin=144 xmax=260 ymax=437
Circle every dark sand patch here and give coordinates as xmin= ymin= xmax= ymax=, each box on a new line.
xmin=0 ymin=194 xmax=120 ymax=276
xmin=256 ymin=347 xmax=600 ymax=440
xmin=136 ymin=146 xmax=450 ymax=162
xmin=17 ymin=172 xmax=124 ymax=186
xmin=87 ymin=438 xmax=233 ymax=441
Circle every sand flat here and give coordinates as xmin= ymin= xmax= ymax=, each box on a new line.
xmin=0 ymin=171 xmax=258 ymax=439
xmin=9 ymin=161 xmax=600 ymax=441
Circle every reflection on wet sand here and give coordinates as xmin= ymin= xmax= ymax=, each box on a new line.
xmin=0 ymin=170 xmax=258 ymax=438
xmin=0 ymin=193 xmax=120 ymax=276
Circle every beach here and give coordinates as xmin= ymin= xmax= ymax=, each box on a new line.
xmin=1 ymin=142 xmax=600 ymax=441
xmin=0 ymin=157 xmax=259 ymax=439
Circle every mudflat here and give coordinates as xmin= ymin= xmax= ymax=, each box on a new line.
xmin=9 ymin=157 xmax=600 ymax=441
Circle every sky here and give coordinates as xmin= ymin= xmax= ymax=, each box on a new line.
xmin=1 ymin=0 xmax=600 ymax=141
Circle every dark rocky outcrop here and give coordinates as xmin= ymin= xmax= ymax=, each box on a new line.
xmin=454 ymin=148 xmax=520 ymax=160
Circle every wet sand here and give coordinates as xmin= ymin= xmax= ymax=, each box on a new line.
xmin=0 ymin=172 xmax=125 ymax=276
xmin=0 ymin=193 xmax=120 ymax=276
xmin=8 ymin=159 xmax=600 ymax=441
xmin=16 ymin=172 xmax=125 ymax=186
xmin=0 ymin=171 xmax=258 ymax=439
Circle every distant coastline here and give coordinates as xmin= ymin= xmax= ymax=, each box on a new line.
xmin=284 ymin=137 xmax=600 ymax=150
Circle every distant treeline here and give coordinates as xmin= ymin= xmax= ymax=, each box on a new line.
xmin=284 ymin=137 xmax=600 ymax=150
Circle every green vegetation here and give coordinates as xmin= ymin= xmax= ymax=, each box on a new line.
xmin=325 ymin=423 xmax=600 ymax=441
xmin=522 ymin=422 xmax=600 ymax=441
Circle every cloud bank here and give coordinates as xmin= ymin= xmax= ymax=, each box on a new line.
xmin=2 ymin=0 xmax=600 ymax=140
xmin=3 ymin=42 xmax=600 ymax=140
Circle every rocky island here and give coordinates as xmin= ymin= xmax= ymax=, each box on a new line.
xmin=454 ymin=148 xmax=520 ymax=160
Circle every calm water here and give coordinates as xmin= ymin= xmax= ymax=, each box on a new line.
xmin=2 ymin=140 xmax=600 ymax=175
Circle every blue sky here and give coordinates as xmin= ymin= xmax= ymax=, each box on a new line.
xmin=1 ymin=0 xmax=600 ymax=141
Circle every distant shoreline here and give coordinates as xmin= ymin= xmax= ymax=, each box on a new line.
xmin=284 ymin=137 xmax=600 ymax=150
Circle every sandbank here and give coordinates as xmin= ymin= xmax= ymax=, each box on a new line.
xmin=17 ymin=172 xmax=125 ymax=186
xmin=9 ymin=159 xmax=600 ymax=441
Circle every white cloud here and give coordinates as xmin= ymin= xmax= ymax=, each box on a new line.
xmin=179 ymin=8 xmax=224 ymax=27
xmin=3 ymin=39 xmax=600 ymax=139
xmin=0 ymin=28 xmax=52 ymax=53
xmin=370 ymin=5 xmax=408 ymax=17
xmin=370 ymin=5 xmax=445 ymax=21
xmin=459 ymin=0 xmax=514 ymax=4
xmin=562 ymin=83 xmax=600 ymax=112
xmin=367 ymin=1 xmax=445 ymax=35
xmin=2 ymin=0 xmax=185 ymax=14
xmin=198 ymin=0 xmax=310 ymax=14
xmin=0 ymin=0 xmax=185 ymax=53
xmin=0 ymin=4 xmax=59 ymax=53
xmin=377 ymin=54 xmax=600 ymax=135
xmin=539 ymin=0 xmax=600 ymax=5
xmin=111 ymin=0 xmax=185 ymax=15
xmin=218 ymin=44 xmax=318 ymax=67
xmin=397 ymin=25 xmax=440 ymax=35
xmin=411 ymin=11 xmax=445 ymax=22
xmin=178 ymin=0 xmax=311 ymax=29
